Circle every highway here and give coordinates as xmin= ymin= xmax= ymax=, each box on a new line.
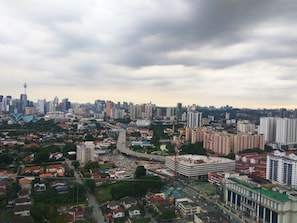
xmin=106 ymin=123 xmax=166 ymax=162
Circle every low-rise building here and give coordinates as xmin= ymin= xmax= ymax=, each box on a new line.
xmin=122 ymin=196 xmax=137 ymax=210
xmin=128 ymin=205 xmax=141 ymax=218
xmin=224 ymin=175 xmax=297 ymax=223
xmin=166 ymin=155 xmax=235 ymax=179
xmin=175 ymin=198 xmax=200 ymax=217
xmin=112 ymin=206 xmax=125 ymax=219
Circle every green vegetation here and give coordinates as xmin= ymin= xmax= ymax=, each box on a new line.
xmin=84 ymin=161 xmax=99 ymax=171
xmin=95 ymin=175 xmax=164 ymax=203
xmin=85 ymin=179 xmax=96 ymax=194
xmin=239 ymin=148 xmax=265 ymax=154
xmin=219 ymin=152 xmax=235 ymax=160
xmin=32 ymin=182 xmax=86 ymax=204
xmin=99 ymin=162 xmax=115 ymax=169
xmin=71 ymin=160 xmax=80 ymax=169
xmin=158 ymin=208 xmax=177 ymax=221
xmin=134 ymin=166 xmax=146 ymax=178
xmin=0 ymin=153 xmax=14 ymax=166
xmin=96 ymin=186 xmax=112 ymax=203
xmin=110 ymin=176 xmax=164 ymax=200
xmin=179 ymin=142 xmax=206 ymax=155
xmin=149 ymin=124 xmax=171 ymax=149
xmin=133 ymin=218 xmax=151 ymax=223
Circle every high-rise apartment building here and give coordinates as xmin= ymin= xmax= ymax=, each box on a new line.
xmin=144 ymin=103 xmax=153 ymax=119
xmin=259 ymin=117 xmax=297 ymax=145
xmin=275 ymin=118 xmax=297 ymax=145
xmin=187 ymin=111 xmax=202 ymax=128
xmin=237 ymin=120 xmax=256 ymax=133
xmin=187 ymin=127 xmax=264 ymax=155
xmin=266 ymin=149 xmax=297 ymax=188
xmin=76 ymin=141 xmax=95 ymax=165
xmin=130 ymin=104 xmax=142 ymax=120
xmin=259 ymin=117 xmax=277 ymax=142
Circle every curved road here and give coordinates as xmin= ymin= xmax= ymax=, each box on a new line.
xmin=105 ymin=123 xmax=166 ymax=162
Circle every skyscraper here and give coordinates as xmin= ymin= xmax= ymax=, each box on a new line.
xmin=20 ymin=94 xmax=27 ymax=113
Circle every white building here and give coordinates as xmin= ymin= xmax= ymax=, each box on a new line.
xmin=237 ymin=120 xmax=256 ymax=133
xmin=187 ymin=111 xmax=202 ymax=128
xmin=266 ymin=149 xmax=297 ymax=188
xmin=175 ymin=198 xmax=200 ymax=217
xmin=165 ymin=155 xmax=235 ymax=179
xmin=259 ymin=117 xmax=276 ymax=142
xmin=259 ymin=117 xmax=297 ymax=145
xmin=76 ymin=141 xmax=95 ymax=165
xmin=225 ymin=175 xmax=297 ymax=223
xmin=275 ymin=118 xmax=297 ymax=145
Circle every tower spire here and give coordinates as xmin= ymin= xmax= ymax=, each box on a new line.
xmin=23 ymin=81 xmax=27 ymax=95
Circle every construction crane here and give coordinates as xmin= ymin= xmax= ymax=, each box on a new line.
xmin=172 ymin=135 xmax=181 ymax=177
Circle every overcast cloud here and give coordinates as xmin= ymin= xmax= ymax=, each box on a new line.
xmin=1 ymin=0 xmax=297 ymax=108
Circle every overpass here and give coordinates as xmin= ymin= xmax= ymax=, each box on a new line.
xmin=104 ymin=122 xmax=165 ymax=163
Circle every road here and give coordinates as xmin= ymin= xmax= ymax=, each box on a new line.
xmin=110 ymin=125 xmax=166 ymax=162
xmin=182 ymin=184 xmax=243 ymax=223
xmin=65 ymin=160 xmax=106 ymax=223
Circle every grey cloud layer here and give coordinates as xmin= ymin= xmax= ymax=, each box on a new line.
xmin=1 ymin=0 xmax=297 ymax=107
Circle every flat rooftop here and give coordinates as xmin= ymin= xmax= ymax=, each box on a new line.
xmin=167 ymin=154 xmax=234 ymax=165
xmin=229 ymin=178 xmax=290 ymax=202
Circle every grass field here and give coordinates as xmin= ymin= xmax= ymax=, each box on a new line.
xmin=133 ymin=218 xmax=151 ymax=223
xmin=96 ymin=186 xmax=112 ymax=203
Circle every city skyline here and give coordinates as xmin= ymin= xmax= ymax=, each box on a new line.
xmin=1 ymin=1 xmax=297 ymax=108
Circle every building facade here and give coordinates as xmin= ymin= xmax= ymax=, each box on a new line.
xmin=165 ymin=155 xmax=235 ymax=178
xmin=187 ymin=111 xmax=202 ymax=128
xmin=76 ymin=141 xmax=95 ymax=165
xmin=266 ymin=149 xmax=297 ymax=188
xmin=225 ymin=175 xmax=297 ymax=223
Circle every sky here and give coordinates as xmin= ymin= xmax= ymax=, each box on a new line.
xmin=1 ymin=0 xmax=297 ymax=109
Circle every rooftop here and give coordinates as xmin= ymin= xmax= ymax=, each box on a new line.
xmin=229 ymin=178 xmax=290 ymax=202
xmin=168 ymin=154 xmax=234 ymax=165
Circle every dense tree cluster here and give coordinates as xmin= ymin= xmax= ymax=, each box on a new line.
xmin=110 ymin=175 xmax=164 ymax=200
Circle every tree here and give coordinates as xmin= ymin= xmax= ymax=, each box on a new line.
xmin=34 ymin=150 xmax=50 ymax=164
xmin=71 ymin=160 xmax=80 ymax=169
xmin=135 ymin=165 xmax=146 ymax=178
xmin=84 ymin=134 xmax=94 ymax=141
xmin=86 ymin=179 xmax=96 ymax=194
xmin=0 ymin=153 xmax=13 ymax=166
xmin=84 ymin=161 xmax=99 ymax=171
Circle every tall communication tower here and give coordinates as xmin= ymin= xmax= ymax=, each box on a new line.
xmin=23 ymin=81 xmax=28 ymax=95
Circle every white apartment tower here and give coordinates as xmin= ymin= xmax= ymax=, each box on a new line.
xmin=266 ymin=149 xmax=297 ymax=188
xmin=76 ymin=141 xmax=95 ymax=165
xmin=187 ymin=111 xmax=202 ymax=128
xmin=259 ymin=117 xmax=297 ymax=145
xmin=259 ymin=117 xmax=276 ymax=142
xmin=275 ymin=118 xmax=297 ymax=145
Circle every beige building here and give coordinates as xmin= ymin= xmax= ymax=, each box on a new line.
xmin=175 ymin=198 xmax=201 ymax=217
xmin=185 ymin=127 xmax=264 ymax=155
xmin=76 ymin=141 xmax=95 ymax=165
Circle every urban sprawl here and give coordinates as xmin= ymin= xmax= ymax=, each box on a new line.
xmin=1 ymin=91 xmax=297 ymax=223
